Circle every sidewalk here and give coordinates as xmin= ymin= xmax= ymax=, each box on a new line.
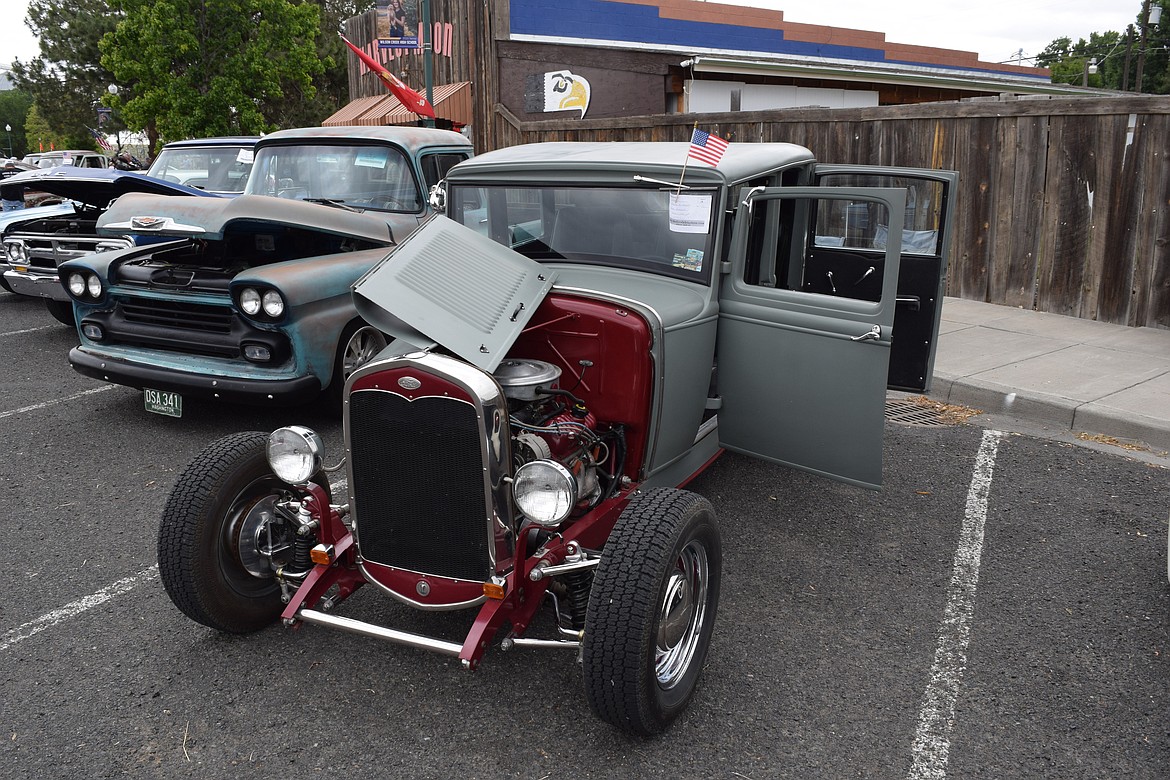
xmin=927 ymin=297 xmax=1170 ymax=455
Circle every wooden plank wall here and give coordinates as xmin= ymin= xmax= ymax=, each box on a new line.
xmin=488 ymin=97 xmax=1170 ymax=329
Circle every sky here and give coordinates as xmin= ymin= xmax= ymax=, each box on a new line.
xmin=0 ymin=0 xmax=1149 ymax=71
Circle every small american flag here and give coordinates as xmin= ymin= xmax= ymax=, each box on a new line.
xmin=89 ymin=127 xmax=113 ymax=152
xmin=688 ymin=128 xmax=728 ymax=166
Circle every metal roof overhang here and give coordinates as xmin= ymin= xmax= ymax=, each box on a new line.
xmin=323 ymin=81 xmax=473 ymax=127
xmin=682 ymin=55 xmax=1101 ymax=97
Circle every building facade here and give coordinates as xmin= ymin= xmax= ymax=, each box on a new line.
xmin=337 ymin=0 xmax=1074 ymax=151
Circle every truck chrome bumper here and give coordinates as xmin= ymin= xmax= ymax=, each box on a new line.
xmin=2 ymin=269 xmax=68 ymax=301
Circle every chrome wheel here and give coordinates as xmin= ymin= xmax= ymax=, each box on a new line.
xmin=655 ymin=540 xmax=710 ymax=688
xmin=341 ymin=325 xmax=387 ymax=379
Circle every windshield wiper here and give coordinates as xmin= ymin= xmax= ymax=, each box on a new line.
xmin=302 ymin=198 xmax=359 ymax=212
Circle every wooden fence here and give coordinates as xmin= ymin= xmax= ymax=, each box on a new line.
xmin=490 ymin=96 xmax=1170 ymax=329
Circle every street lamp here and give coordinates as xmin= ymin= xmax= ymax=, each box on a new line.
xmin=4 ymin=124 xmax=10 ymax=158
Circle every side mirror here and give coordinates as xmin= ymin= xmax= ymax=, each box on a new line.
xmin=428 ymin=181 xmax=447 ymax=214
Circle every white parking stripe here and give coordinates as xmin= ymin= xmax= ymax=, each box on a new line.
xmin=908 ymin=429 xmax=1003 ymax=780
xmin=0 ymin=385 xmax=116 ymax=419
xmin=0 ymin=325 xmax=57 ymax=337
xmin=0 ymin=565 xmax=159 ymax=652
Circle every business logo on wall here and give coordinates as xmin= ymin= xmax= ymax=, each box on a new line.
xmin=524 ymin=70 xmax=591 ymax=118
xmin=376 ymin=0 xmax=419 ymax=49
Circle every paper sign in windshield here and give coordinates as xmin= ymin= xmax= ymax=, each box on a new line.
xmin=236 ymin=149 xmax=255 ymax=164
xmin=669 ymin=193 xmax=712 ymax=234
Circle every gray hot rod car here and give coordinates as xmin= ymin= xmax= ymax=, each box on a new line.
xmin=158 ymin=141 xmax=956 ymax=734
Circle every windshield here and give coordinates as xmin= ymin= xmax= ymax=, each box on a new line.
xmin=148 ymin=145 xmax=255 ymax=194
xmin=448 ymin=184 xmax=718 ymax=283
xmin=244 ymin=143 xmax=423 ymax=213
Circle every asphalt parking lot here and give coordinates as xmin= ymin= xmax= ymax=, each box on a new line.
xmin=1 ymin=292 xmax=1167 ymax=779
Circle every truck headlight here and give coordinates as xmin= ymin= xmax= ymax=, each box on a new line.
xmin=239 ymin=287 xmax=261 ymax=315
xmin=512 ymin=460 xmax=577 ymax=527
xmin=3 ymin=240 xmax=26 ymax=263
xmin=86 ymin=274 xmax=102 ymax=299
xmin=266 ymin=426 xmax=324 ymax=485
xmin=67 ymin=272 xmax=87 ymax=297
xmin=261 ymin=289 xmax=284 ymax=318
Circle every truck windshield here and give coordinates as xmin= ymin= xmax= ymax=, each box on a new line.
xmin=448 ymin=184 xmax=719 ymax=283
xmin=244 ymin=143 xmax=422 ymax=213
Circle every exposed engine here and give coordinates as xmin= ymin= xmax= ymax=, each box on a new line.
xmin=493 ymin=358 xmax=625 ymax=516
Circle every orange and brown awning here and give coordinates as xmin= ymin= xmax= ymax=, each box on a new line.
xmin=323 ymin=82 xmax=472 ymax=127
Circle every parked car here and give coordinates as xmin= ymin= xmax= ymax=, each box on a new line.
xmin=26 ymin=150 xmax=110 ymax=170
xmin=60 ymin=126 xmax=473 ymax=411
xmin=0 ymin=138 xmax=258 ymax=324
xmin=145 ymin=136 xmax=259 ymax=194
xmin=155 ymin=140 xmax=957 ymax=733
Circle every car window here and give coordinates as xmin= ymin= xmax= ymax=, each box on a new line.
xmin=148 ymin=146 xmax=255 ymax=193
xmin=814 ymin=174 xmax=945 ymax=256
xmin=245 ymin=143 xmax=423 ymax=212
xmin=419 ymin=152 xmax=469 ymax=189
xmin=740 ymin=192 xmax=894 ymax=303
xmin=449 ymin=183 xmax=718 ymax=284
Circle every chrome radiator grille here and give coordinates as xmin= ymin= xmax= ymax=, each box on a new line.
xmin=348 ymin=389 xmax=493 ymax=581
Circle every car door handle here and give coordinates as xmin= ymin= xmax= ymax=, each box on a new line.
xmin=850 ymin=324 xmax=882 ymax=342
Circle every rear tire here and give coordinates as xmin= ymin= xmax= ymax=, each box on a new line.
xmin=583 ymin=488 xmax=722 ymax=735
xmin=45 ymin=299 xmax=75 ymax=326
xmin=158 ymin=431 xmax=327 ymax=633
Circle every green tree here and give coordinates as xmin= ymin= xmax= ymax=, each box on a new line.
xmin=296 ymin=0 xmax=374 ymax=126
xmin=1038 ymin=1 xmax=1170 ymax=93
xmin=10 ymin=1 xmax=124 ymax=143
xmin=0 ymin=89 xmax=34 ymax=158
xmin=101 ymin=0 xmax=324 ymax=152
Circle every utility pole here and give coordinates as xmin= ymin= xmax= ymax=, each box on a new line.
xmin=1123 ymin=24 xmax=1135 ymax=91
xmin=1135 ymin=0 xmax=1152 ymax=93
xmin=422 ymin=0 xmax=435 ymax=128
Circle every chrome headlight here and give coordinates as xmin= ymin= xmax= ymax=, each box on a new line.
xmin=512 ymin=460 xmax=577 ymax=527
xmin=67 ymin=272 xmax=87 ymax=297
xmin=266 ymin=426 xmax=325 ymax=485
xmin=239 ymin=287 xmax=261 ymax=315
xmin=85 ymin=273 xmax=102 ymax=299
xmin=261 ymin=289 xmax=284 ymax=318
xmin=3 ymin=239 xmax=26 ymax=263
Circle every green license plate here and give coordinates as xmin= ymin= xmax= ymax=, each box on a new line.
xmin=144 ymin=388 xmax=182 ymax=417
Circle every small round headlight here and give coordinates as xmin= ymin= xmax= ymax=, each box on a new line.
xmin=512 ymin=460 xmax=577 ymax=527
xmin=266 ymin=426 xmax=325 ymax=485
xmin=239 ymin=287 xmax=261 ymax=315
xmin=85 ymin=273 xmax=102 ymax=299
xmin=261 ymin=289 xmax=284 ymax=318
xmin=68 ymin=272 xmax=86 ymax=297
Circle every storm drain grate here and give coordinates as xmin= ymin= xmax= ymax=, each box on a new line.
xmin=885 ymin=398 xmax=956 ymax=427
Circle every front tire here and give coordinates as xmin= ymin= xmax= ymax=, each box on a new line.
xmin=324 ymin=320 xmax=387 ymax=410
xmin=45 ymin=299 xmax=75 ymax=326
xmin=158 ymin=431 xmax=326 ymax=633
xmin=583 ymin=488 xmax=722 ymax=735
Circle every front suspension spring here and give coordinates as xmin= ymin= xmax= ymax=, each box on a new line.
xmin=563 ymin=569 xmax=593 ymax=630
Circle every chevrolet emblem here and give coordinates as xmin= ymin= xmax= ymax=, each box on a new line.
xmin=130 ymin=216 xmax=167 ymax=230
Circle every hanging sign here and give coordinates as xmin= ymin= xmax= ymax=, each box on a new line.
xmin=377 ymin=0 xmax=420 ymax=49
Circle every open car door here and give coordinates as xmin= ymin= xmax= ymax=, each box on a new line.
xmin=716 ymin=185 xmax=908 ymax=490
xmin=813 ymin=165 xmax=957 ymax=392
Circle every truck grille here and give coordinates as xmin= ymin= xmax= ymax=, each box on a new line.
xmin=348 ymin=388 xmax=493 ymax=582
xmin=119 ymin=298 xmax=235 ymax=333
xmin=12 ymin=233 xmax=130 ymax=270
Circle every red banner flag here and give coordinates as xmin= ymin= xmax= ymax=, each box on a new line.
xmin=340 ymin=35 xmax=436 ymax=119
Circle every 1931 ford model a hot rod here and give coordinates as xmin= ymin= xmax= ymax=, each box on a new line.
xmin=158 ymin=141 xmax=955 ymax=734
